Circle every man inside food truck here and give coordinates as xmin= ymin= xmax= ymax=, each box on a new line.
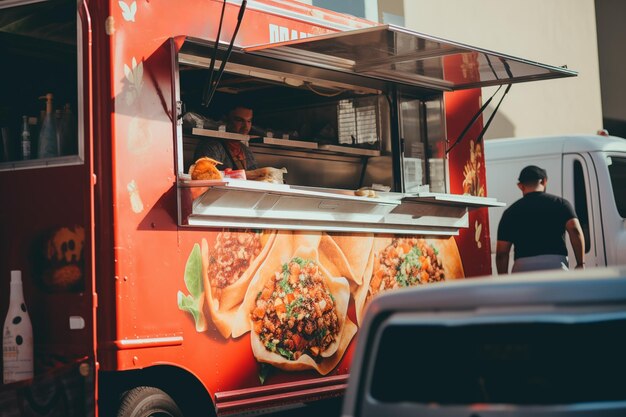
xmin=192 ymin=103 xmax=259 ymax=171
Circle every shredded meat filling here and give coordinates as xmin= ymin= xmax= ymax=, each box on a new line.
xmin=367 ymin=238 xmax=445 ymax=303
xmin=207 ymin=231 xmax=262 ymax=291
xmin=252 ymin=257 xmax=340 ymax=362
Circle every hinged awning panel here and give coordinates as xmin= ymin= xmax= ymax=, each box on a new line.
xmin=245 ymin=25 xmax=577 ymax=91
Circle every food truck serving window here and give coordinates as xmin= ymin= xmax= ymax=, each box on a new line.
xmin=173 ymin=24 xmax=574 ymax=233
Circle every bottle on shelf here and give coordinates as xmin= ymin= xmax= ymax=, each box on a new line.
xmin=55 ymin=108 xmax=63 ymax=155
xmin=0 ymin=127 xmax=9 ymax=162
xmin=37 ymin=93 xmax=58 ymax=158
xmin=28 ymin=116 xmax=40 ymax=157
xmin=3 ymin=270 xmax=34 ymax=384
xmin=21 ymin=115 xmax=31 ymax=160
xmin=58 ymin=103 xmax=77 ymax=155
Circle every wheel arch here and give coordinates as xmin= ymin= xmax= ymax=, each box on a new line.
xmin=99 ymin=364 xmax=215 ymax=417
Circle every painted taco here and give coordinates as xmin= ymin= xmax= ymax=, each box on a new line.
xmin=318 ymin=232 xmax=374 ymax=286
xmin=354 ymin=236 xmax=464 ymax=325
xmin=242 ymin=233 xmax=356 ymax=375
xmin=202 ymin=229 xmax=277 ymax=338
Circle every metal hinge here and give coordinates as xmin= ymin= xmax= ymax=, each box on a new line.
xmin=176 ymin=100 xmax=185 ymax=125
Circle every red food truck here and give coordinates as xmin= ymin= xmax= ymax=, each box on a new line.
xmin=0 ymin=0 xmax=575 ymax=415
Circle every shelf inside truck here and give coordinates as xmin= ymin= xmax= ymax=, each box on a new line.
xmin=318 ymin=144 xmax=380 ymax=156
xmin=189 ymin=129 xmax=378 ymax=156
xmin=191 ymin=128 xmax=255 ymax=142
xmin=261 ymin=136 xmax=318 ymax=150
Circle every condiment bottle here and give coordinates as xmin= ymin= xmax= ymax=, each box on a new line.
xmin=20 ymin=115 xmax=31 ymax=160
xmin=2 ymin=270 xmax=34 ymax=384
xmin=58 ymin=103 xmax=76 ymax=155
xmin=37 ymin=93 xmax=58 ymax=158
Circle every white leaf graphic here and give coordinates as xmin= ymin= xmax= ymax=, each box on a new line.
xmin=135 ymin=61 xmax=144 ymax=91
xmin=119 ymin=0 xmax=137 ymax=22
xmin=127 ymin=179 xmax=144 ymax=213
xmin=124 ymin=57 xmax=143 ymax=105
xmin=474 ymin=221 xmax=483 ymax=248
xmin=119 ymin=1 xmax=130 ymax=14
xmin=474 ymin=221 xmax=482 ymax=241
xmin=123 ymin=63 xmax=133 ymax=83
xmin=124 ymin=64 xmax=133 ymax=82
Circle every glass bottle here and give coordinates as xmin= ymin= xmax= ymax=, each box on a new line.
xmin=21 ymin=115 xmax=31 ymax=160
xmin=58 ymin=103 xmax=77 ymax=155
xmin=37 ymin=93 xmax=58 ymax=158
xmin=55 ymin=108 xmax=63 ymax=156
xmin=3 ymin=270 xmax=34 ymax=384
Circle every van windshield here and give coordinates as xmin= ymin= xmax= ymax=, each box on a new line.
xmin=608 ymin=156 xmax=626 ymax=218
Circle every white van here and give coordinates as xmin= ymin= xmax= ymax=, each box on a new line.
xmin=484 ymin=134 xmax=626 ymax=271
xmin=342 ymin=267 xmax=626 ymax=417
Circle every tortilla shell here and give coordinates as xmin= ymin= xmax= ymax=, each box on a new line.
xmin=319 ymin=232 xmax=374 ymax=285
xmin=354 ymin=236 xmax=392 ymax=326
xmin=292 ymin=231 xmax=322 ymax=251
xmin=203 ymin=230 xmax=277 ymax=338
xmin=431 ymin=236 xmax=465 ymax=279
xmin=354 ymin=236 xmax=465 ymax=325
xmin=245 ymin=240 xmax=355 ymax=375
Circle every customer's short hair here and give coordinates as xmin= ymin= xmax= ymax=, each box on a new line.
xmin=518 ymin=165 xmax=547 ymax=184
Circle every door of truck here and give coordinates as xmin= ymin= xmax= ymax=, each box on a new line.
xmin=563 ymin=153 xmax=605 ymax=267
xmin=598 ymin=152 xmax=626 ymax=265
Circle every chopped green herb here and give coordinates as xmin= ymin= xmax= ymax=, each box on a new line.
xmin=279 ymin=262 xmax=294 ymax=294
xmin=279 ymin=277 xmax=293 ymax=294
xmin=396 ymin=273 xmax=408 ymax=287
xmin=258 ymin=363 xmax=273 ymax=384
xmin=395 ymin=246 xmax=422 ymax=287
xmin=277 ymin=347 xmax=294 ymax=360
xmin=291 ymin=257 xmax=308 ymax=267
xmin=286 ymin=297 xmax=304 ymax=317
xmin=314 ymin=327 xmax=328 ymax=340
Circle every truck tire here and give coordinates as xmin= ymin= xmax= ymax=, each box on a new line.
xmin=117 ymin=386 xmax=184 ymax=417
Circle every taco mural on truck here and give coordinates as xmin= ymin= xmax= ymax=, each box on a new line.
xmin=178 ymin=230 xmax=464 ymax=381
xmin=203 ymin=230 xmax=277 ymax=338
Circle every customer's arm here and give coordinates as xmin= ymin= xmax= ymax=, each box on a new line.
xmin=566 ymin=218 xmax=585 ymax=268
xmin=495 ymin=240 xmax=513 ymax=275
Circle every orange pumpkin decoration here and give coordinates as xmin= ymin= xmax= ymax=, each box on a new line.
xmin=42 ymin=226 xmax=85 ymax=292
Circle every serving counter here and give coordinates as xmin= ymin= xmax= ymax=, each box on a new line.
xmin=178 ymin=177 xmax=503 ymax=235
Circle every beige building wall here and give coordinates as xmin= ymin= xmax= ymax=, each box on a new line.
xmin=596 ymin=0 xmax=626 ymax=123
xmin=404 ymin=0 xmax=603 ymax=139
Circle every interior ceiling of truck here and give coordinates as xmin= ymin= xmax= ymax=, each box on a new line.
xmin=0 ymin=0 xmax=74 ymax=44
xmin=178 ymin=49 xmax=384 ymax=98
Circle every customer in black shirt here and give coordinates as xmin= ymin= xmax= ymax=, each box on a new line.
xmin=496 ymin=165 xmax=585 ymax=274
